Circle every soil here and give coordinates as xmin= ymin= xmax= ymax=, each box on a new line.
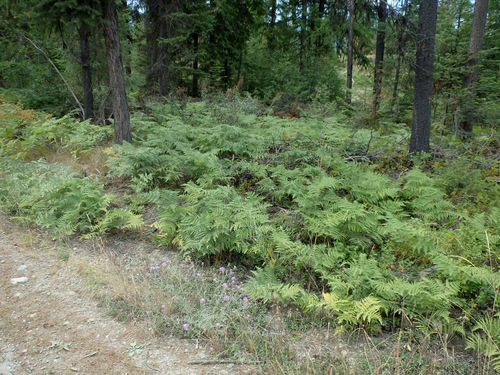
xmin=0 ymin=214 xmax=256 ymax=375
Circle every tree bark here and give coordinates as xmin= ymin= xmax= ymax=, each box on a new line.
xmin=372 ymin=0 xmax=387 ymax=117
xmin=192 ymin=32 xmax=199 ymax=97
xmin=299 ymin=0 xmax=307 ymax=74
xmin=409 ymin=0 xmax=438 ymax=154
xmin=458 ymin=0 xmax=489 ymax=136
xmin=102 ymin=0 xmax=132 ymax=144
xmin=145 ymin=0 xmax=172 ymax=96
xmin=78 ymin=23 xmax=94 ymax=120
xmin=345 ymin=0 xmax=355 ymax=104
xmin=269 ymin=0 xmax=277 ymax=50
xmin=391 ymin=2 xmax=411 ymax=119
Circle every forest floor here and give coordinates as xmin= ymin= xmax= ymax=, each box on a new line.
xmin=0 ymin=214 xmax=256 ymax=375
xmin=0 ymin=211 xmax=485 ymax=375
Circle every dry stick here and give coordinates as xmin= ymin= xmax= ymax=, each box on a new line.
xmin=187 ymin=360 xmax=264 ymax=365
xmin=21 ymin=34 xmax=84 ymax=117
xmin=81 ymin=351 xmax=99 ymax=359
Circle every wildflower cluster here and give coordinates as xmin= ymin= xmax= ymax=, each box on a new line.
xmin=144 ymin=261 xmax=263 ymax=342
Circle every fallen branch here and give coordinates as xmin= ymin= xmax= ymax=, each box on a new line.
xmin=81 ymin=350 xmax=99 ymax=359
xmin=187 ymin=360 xmax=264 ymax=366
xmin=21 ymin=34 xmax=84 ymax=117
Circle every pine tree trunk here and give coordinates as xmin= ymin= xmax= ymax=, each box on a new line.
xmin=372 ymin=0 xmax=387 ymax=117
xmin=299 ymin=0 xmax=307 ymax=74
xmin=78 ymin=23 xmax=94 ymax=120
xmin=345 ymin=0 xmax=355 ymax=104
xmin=409 ymin=0 xmax=438 ymax=154
xmin=102 ymin=0 xmax=132 ymax=144
xmin=192 ymin=32 xmax=199 ymax=97
xmin=458 ymin=0 xmax=489 ymax=136
xmin=269 ymin=0 xmax=277 ymax=50
xmin=145 ymin=0 xmax=171 ymax=96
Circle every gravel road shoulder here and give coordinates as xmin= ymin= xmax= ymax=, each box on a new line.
xmin=0 ymin=214 xmax=255 ymax=375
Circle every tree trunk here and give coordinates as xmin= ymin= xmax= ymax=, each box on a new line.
xmin=299 ymin=0 xmax=307 ymax=74
xmin=409 ymin=0 xmax=438 ymax=154
xmin=102 ymin=0 xmax=132 ymax=144
xmin=78 ymin=23 xmax=94 ymax=120
xmin=269 ymin=0 xmax=277 ymax=50
xmin=345 ymin=0 xmax=355 ymax=104
xmin=372 ymin=0 xmax=387 ymax=117
xmin=145 ymin=0 xmax=171 ymax=96
xmin=316 ymin=0 xmax=326 ymax=49
xmin=458 ymin=0 xmax=489 ymax=136
xmin=192 ymin=32 xmax=199 ymax=97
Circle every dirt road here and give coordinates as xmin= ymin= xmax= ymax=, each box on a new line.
xmin=0 ymin=215 xmax=254 ymax=375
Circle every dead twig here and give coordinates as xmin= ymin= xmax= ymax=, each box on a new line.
xmin=81 ymin=351 xmax=99 ymax=359
xmin=187 ymin=360 xmax=264 ymax=365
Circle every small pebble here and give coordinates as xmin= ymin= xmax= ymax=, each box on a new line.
xmin=11 ymin=277 xmax=29 ymax=284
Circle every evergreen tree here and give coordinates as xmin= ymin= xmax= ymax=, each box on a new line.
xmin=101 ymin=0 xmax=131 ymax=144
xmin=346 ymin=0 xmax=355 ymax=104
xmin=409 ymin=0 xmax=438 ymax=153
xmin=459 ymin=0 xmax=490 ymax=137
xmin=372 ymin=0 xmax=387 ymax=117
xmin=38 ymin=0 xmax=102 ymax=120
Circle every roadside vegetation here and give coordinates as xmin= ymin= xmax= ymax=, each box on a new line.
xmin=0 ymin=93 xmax=499 ymax=374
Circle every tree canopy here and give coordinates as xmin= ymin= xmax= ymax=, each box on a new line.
xmin=0 ymin=0 xmax=498 ymax=147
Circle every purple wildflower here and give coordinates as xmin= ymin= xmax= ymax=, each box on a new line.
xmin=224 ymin=295 xmax=230 ymax=301
xmin=200 ymin=298 xmax=206 ymax=304
xmin=183 ymin=323 xmax=189 ymax=331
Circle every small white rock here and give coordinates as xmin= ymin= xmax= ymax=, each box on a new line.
xmin=11 ymin=277 xmax=29 ymax=284
xmin=17 ymin=265 xmax=28 ymax=271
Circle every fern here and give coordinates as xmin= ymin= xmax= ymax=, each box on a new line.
xmin=83 ymin=208 xmax=144 ymax=238
xmin=0 ymin=157 xmax=112 ymax=235
xmin=466 ymin=315 xmax=500 ymax=371
xmin=159 ymin=183 xmax=273 ymax=258
xmin=244 ymin=266 xmax=309 ymax=305
xmin=402 ymin=168 xmax=456 ymax=222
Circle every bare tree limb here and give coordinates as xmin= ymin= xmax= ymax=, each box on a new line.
xmin=22 ymin=34 xmax=84 ymax=117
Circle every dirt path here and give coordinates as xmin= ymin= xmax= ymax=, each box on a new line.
xmin=0 ymin=215 xmax=255 ymax=375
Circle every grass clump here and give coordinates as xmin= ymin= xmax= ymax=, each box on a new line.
xmin=144 ymin=260 xmax=274 ymax=359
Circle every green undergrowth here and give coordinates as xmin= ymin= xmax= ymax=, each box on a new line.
xmin=0 ymin=95 xmax=499 ymax=372
xmin=0 ymin=157 xmax=142 ymax=236
xmin=0 ymin=98 xmax=111 ymax=159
